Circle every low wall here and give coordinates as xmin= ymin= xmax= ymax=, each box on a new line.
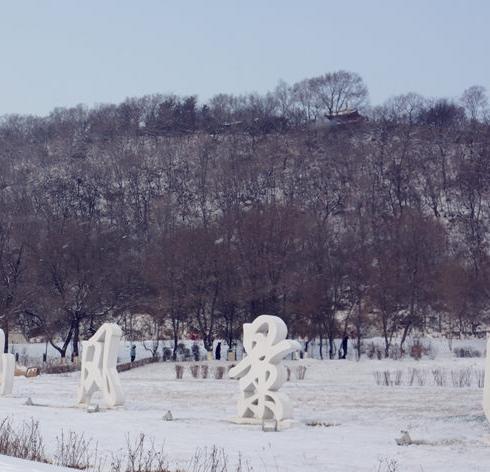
xmin=40 ymin=355 xmax=160 ymax=375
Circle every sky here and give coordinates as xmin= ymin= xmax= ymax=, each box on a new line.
xmin=0 ymin=0 xmax=489 ymax=116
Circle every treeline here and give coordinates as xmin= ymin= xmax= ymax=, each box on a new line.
xmin=0 ymin=71 xmax=489 ymax=359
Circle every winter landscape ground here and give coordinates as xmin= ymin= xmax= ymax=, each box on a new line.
xmin=0 ymin=339 xmax=489 ymax=472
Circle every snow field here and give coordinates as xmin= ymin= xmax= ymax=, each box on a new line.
xmin=0 ymin=356 xmax=488 ymax=471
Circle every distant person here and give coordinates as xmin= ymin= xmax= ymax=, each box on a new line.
xmin=130 ymin=344 xmax=136 ymax=363
xmin=215 ymin=342 xmax=221 ymax=361
xmin=340 ymin=334 xmax=349 ymax=359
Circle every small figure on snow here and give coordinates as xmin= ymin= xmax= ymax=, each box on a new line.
xmin=215 ymin=342 xmax=222 ymax=361
xmin=130 ymin=344 xmax=136 ymax=363
xmin=339 ymin=333 xmax=349 ymax=359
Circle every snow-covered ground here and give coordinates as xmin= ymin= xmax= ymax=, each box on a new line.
xmin=1 ymin=354 xmax=489 ymax=471
xmin=0 ymin=456 xmax=72 ymax=472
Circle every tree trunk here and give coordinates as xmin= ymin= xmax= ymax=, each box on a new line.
xmin=355 ymin=297 xmax=362 ymax=361
xmin=226 ymin=305 xmax=236 ymax=350
xmin=400 ymin=321 xmax=412 ymax=355
xmin=50 ymin=327 xmax=74 ymax=359
xmin=172 ymin=319 xmax=179 ymax=362
xmin=382 ymin=314 xmax=390 ymax=358
xmin=72 ymin=320 xmax=80 ymax=357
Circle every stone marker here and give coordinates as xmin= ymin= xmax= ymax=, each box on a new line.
xmin=87 ymin=404 xmax=100 ymax=414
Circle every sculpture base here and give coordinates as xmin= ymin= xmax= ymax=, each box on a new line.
xmin=229 ymin=417 xmax=296 ymax=430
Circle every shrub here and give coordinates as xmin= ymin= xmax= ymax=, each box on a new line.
xmin=374 ymin=366 xmax=483 ymax=388
xmin=213 ymin=366 xmax=225 ymax=379
xmin=373 ymin=370 xmax=401 ymax=386
xmin=475 ymin=369 xmax=485 ymax=388
xmin=176 ymin=342 xmax=186 ymax=358
xmin=162 ymin=347 xmax=172 ymax=362
xmin=382 ymin=370 xmax=393 ymax=386
xmin=432 ymin=368 xmax=447 ymax=387
xmin=366 ymin=342 xmax=383 ymax=360
xmin=410 ymin=342 xmax=423 ymax=360
xmin=295 ymin=365 xmax=307 ymax=380
xmin=388 ymin=344 xmax=402 ymax=360
xmin=175 ymin=364 xmax=184 ymax=379
xmin=407 ymin=368 xmax=427 ymax=386
xmin=383 ymin=370 xmax=391 ymax=386
xmin=42 ymin=362 xmax=79 ymax=375
xmin=189 ymin=365 xmax=200 ymax=379
xmin=453 ymin=347 xmax=482 ymax=358
xmin=451 ymin=368 xmax=472 ymax=388
xmin=191 ymin=343 xmax=201 ymax=362
xmin=200 ymin=365 xmax=209 ymax=379
xmin=176 ymin=343 xmax=192 ymax=361
xmin=393 ymin=370 xmax=403 ymax=386
xmin=407 ymin=338 xmax=433 ymax=360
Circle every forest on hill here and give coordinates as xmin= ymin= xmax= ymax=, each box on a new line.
xmin=0 ymin=70 xmax=489 ymax=359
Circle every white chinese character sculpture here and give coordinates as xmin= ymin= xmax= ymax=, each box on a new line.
xmin=484 ymin=335 xmax=490 ymax=421
xmin=78 ymin=323 xmax=124 ymax=408
xmin=0 ymin=329 xmax=15 ymax=396
xmin=229 ymin=315 xmax=300 ymax=424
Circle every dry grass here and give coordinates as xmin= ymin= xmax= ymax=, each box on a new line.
xmin=54 ymin=430 xmax=97 ymax=470
xmin=188 ymin=446 xmax=250 ymax=472
xmin=110 ymin=434 xmax=169 ymax=472
xmin=0 ymin=418 xmax=47 ymax=463
xmin=295 ymin=365 xmax=307 ymax=380
xmin=0 ymin=418 xmax=253 ymax=472
xmin=374 ymin=367 xmax=484 ymax=388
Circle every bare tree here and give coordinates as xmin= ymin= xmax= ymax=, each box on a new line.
xmin=461 ymin=85 xmax=488 ymax=122
xmin=309 ymin=70 xmax=368 ymax=116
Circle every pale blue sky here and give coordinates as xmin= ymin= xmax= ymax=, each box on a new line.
xmin=0 ymin=0 xmax=489 ymax=116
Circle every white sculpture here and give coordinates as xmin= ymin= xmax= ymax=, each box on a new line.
xmin=0 ymin=329 xmax=15 ymax=396
xmin=484 ymin=335 xmax=490 ymax=421
xmin=78 ymin=323 xmax=124 ymax=408
xmin=229 ymin=315 xmax=300 ymax=423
